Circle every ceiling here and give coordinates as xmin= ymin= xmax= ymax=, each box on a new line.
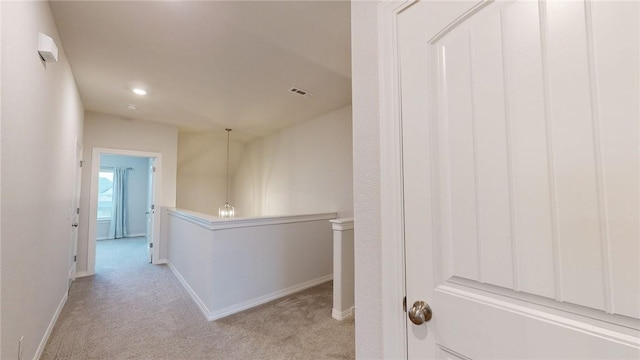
xmin=49 ymin=1 xmax=352 ymax=142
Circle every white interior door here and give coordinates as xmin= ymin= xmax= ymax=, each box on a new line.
xmin=69 ymin=142 xmax=83 ymax=289
xmin=399 ymin=0 xmax=639 ymax=358
xmin=146 ymin=157 xmax=156 ymax=263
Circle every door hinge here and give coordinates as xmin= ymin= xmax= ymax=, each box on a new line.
xmin=74 ymin=255 xmax=77 ymax=262
xmin=403 ymin=296 xmax=407 ymax=313
xmin=152 ymin=166 xmax=156 ymax=172
xmin=76 ymin=207 xmax=80 ymax=214
xmin=149 ymin=243 xmax=154 ymax=248
xmin=151 ymin=204 xmax=155 ymax=210
xmin=79 ymin=160 xmax=84 ymax=168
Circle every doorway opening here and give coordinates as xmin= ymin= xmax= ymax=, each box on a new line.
xmin=87 ymin=148 xmax=162 ymax=275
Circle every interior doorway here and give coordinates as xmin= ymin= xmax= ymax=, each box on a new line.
xmin=95 ymin=154 xmax=153 ymax=270
xmin=87 ymin=148 xmax=162 ymax=274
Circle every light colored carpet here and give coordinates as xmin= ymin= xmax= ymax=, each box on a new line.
xmin=42 ymin=237 xmax=355 ymax=360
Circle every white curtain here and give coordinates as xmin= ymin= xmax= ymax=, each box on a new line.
xmin=109 ymin=167 xmax=129 ymax=239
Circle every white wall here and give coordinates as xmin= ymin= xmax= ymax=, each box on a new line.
xmin=351 ymin=2 xmax=384 ymax=358
xmin=167 ymin=210 xmax=335 ymax=320
xmin=1 ymin=2 xmax=85 ymax=359
xmin=233 ymin=106 xmax=353 ymax=218
xmin=79 ymin=111 xmax=177 ymax=272
xmin=97 ymin=154 xmax=150 ymax=239
xmin=177 ymin=132 xmax=244 ymax=216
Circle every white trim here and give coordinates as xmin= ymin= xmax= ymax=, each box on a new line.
xmin=74 ymin=271 xmax=92 ymax=278
xmin=379 ymin=1 xmax=414 ymax=359
xmin=438 ymin=346 xmax=472 ymax=360
xmin=167 ymin=208 xmax=337 ymax=231
xmin=155 ymin=258 xmax=168 ymax=265
xmin=168 ymin=261 xmax=332 ymax=321
xmin=448 ymin=276 xmax=639 ymax=330
xmin=332 ymin=306 xmax=356 ymax=321
xmin=96 ymin=234 xmax=147 ymax=241
xmin=87 ymin=148 xmax=163 ymax=274
xmin=437 ymin=285 xmax=640 ymax=348
xmin=96 ymin=219 xmax=110 ymax=240
xmin=330 ymin=217 xmax=354 ymax=231
xmin=167 ymin=261 xmax=213 ymax=319
xmin=125 ymin=233 xmax=146 ymax=238
xmin=33 ymin=291 xmax=68 ymax=360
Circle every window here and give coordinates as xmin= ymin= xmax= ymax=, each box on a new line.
xmin=97 ymin=169 xmax=114 ymax=219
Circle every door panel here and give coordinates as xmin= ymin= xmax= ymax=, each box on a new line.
xmin=590 ymin=0 xmax=640 ymax=319
xmin=501 ymin=0 xmax=556 ymax=299
xmin=545 ymin=0 xmax=605 ymax=310
xmin=469 ymin=11 xmax=514 ymax=289
xmin=400 ymin=0 xmax=639 ymax=357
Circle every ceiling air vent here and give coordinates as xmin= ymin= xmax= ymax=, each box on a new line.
xmin=289 ymin=87 xmax=313 ymax=97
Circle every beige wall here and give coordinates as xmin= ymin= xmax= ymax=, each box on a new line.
xmin=1 ymin=2 xmax=85 ymax=359
xmin=176 ymin=132 xmax=244 ymax=216
xmin=79 ymin=112 xmax=178 ymax=271
xmin=351 ymin=1 xmax=384 ymax=358
xmin=232 ymin=106 xmax=353 ymax=218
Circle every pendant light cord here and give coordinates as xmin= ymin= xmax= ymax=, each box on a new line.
xmin=225 ymin=128 xmax=231 ymax=204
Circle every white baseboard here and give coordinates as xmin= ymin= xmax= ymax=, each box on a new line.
xmin=154 ymin=258 xmax=168 ymax=265
xmin=167 ymin=261 xmax=333 ymax=322
xmin=167 ymin=262 xmax=214 ymax=319
xmin=74 ymin=271 xmax=93 ymax=278
xmin=208 ymin=274 xmax=333 ymax=321
xmin=34 ymin=290 xmax=68 ymax=360
xmin=332 ymin=306 xmax=355 ymax=321
xmin=97 ymin=234 xmax=147 ymax=241
xmin=126 ymin=233 xmax=146 ymax=238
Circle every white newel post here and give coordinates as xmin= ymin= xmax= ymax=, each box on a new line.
xmin=330 ymin=218 xmax=355 ymax=320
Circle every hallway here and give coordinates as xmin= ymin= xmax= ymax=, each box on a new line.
xmin=42 ymin=238 xmax=355 ymax=359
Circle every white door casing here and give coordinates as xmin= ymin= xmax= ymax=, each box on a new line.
xmin=69 ymin=142 xmax=83 ymax=288
xmin=398 ymin=0 xmax=639 ymax=358
xmin=146 ymin=157 xmax=157 ymax=263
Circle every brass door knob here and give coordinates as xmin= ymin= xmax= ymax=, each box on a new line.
xmin=408 ymin=300 xmax=432 ymax=325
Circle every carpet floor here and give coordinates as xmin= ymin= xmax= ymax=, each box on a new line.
xmin=42 ymin=237 xmax=355 ymax=360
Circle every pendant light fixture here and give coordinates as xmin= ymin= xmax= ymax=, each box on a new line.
xmin=218 ymin=128 xmax=235 ymax=218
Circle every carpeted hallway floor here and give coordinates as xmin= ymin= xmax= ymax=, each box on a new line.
xmin=42 ymin=237 xmax=355 ymax=360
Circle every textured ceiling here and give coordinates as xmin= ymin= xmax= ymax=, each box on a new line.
xmin=49 ymin=1 xmax=352 ymax=141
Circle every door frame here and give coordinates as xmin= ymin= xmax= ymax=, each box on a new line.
xmin=379 ymin=0 xmax=414 ymax=358
xmin=87 ymin=147 xmax=163 ymax=274
xmin=69 ymin=140 xmax=83 ymax=287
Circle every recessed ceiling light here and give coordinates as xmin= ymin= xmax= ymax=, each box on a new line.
xmin=132 ymin=88 xmax=147 ymax=95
